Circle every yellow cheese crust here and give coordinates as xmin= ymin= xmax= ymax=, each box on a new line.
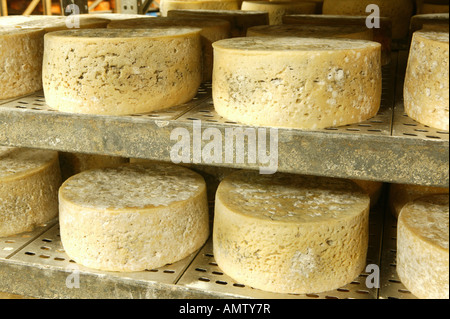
xmin=213 ymin=170 xmax=370 ymax=294
xmin=160 ymin=0 xmax=241 ymax=17
xmin=241 ymin=1 xmax=317 ymax=25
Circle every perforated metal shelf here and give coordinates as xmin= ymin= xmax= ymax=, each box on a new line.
xmin=0 ymin=52 xmax=447 ymax=187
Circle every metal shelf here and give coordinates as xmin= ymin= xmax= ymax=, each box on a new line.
xmin=0 ymin=52 xmax=448 ymax=187
xmin=0 ymin=197 xmax=389 ymax=299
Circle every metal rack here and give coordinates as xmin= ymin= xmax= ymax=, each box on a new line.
xmin=0 ymin=52 xmax=447 ymax=299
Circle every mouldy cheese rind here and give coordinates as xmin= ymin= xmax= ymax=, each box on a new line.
xmin=212 ymin=36 xmax=382 ymax=129
xmin=42 ymin=28 xmax=203 ymax=115
xmin=403 ymin=31 xmax=449 ymax=131
xmin=0 ymin=147 xmax=61 ymax=237
xmin=167 ymin=9 xmax=270 ymax=37
xmin=59 ymin=163 xmax=209 ymax=272
xmin=397 ymin=194 xmax=449 ymax=299
xmin=160 ymin=0 xmax=241 ymax=17
xmin=0 ymin=28 xmax=45 ymax=100
xmin=322 ymin=0 xmax=414 ymax=39
xmin=213 ymin=170 xmax=370 ymax=294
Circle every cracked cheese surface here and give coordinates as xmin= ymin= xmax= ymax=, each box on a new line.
xmin=0 ymin=27 xmax=45 ymax=100
xmin=0 ymin=147 xmax=61 ymax=237
xmin=42 ymin=28 xmax=202 ymax=115
xmin=212 ymin=36 xmax=382 ymax=129
xmin=397 ymin=194 xmax=449 ymax=299
xmin=213 ymin=170 xmax=370 ymax=294
xmin=59 ymin=163 xmax=209 ymax=272
xmin=404 ymin=31 xmax=449 ymax=131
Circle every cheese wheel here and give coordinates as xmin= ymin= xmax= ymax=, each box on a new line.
xmin=79 ymin=13 xmax=154 ymax=21
xmin=397 ymin=194 xmax=449 ymax=299
xmin=282 ymin=14 xmax=393 ymax=65
xmin=42 ymin=28 xmax=202 ymax=115
xmin=410 ymin=13 xmax=449 ymax=34
xmin=167 ymin=9 xmax=270 ymax=37
xmin=322 ymin=0 xmax=414 ymax=39
xmin=270 ymin=0 xmax=324 ymax=13
xmin=8 ymin=15 xmax=110 ymax=32
xmin=59 ymin=163 xmax=209 ymax=272
xmin=212 ymin=37 xmax=382 ymax=129
xmin=107 ymin=17 xmax=231 ymax=82
xmin=0 ymin=28 xmax=45 ymax=100
xmin=59 ymin=152 xmax=129 ymax=181
xmin=0 ymin=147 xmax=61 ymax=237
xmin=213 ymin=170 xmax=370 ymax=294
xmin=247 ymin=24 xmax=374 ymax=41
xmin=404 ymin=31 xmax=449 ymax=131
xmin=389 ymin=183 xmax=449 ymax=218
xmin=241 ymin=1 xmax=316 ymax=25
xmin=160 ymin=0 xmax=241 ymax=16
xmin=420 ymin=3 xmax=449 ymax=13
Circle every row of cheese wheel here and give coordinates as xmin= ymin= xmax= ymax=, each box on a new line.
xmin=0 ymin=147 xmax=448 ymax=298
xmin=1 ymin=11 xmax=448 ymax=130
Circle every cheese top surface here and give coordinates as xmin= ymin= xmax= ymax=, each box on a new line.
xmin=167 ymin=9 xmax=269 ymax=16
xmin=415 ymin=30 xmax=449 ymax=44
xmin=0 ymin=147 xmax=57 ymax=180
xmin=400 ymin=194 xmax=449 ymax=250
xmin=45 ymin=27 xmax=202 ymax=40
xmin=217 ymin=171 xmax=369 ymax=223
xmin=213 ymin=36 xmax=380 ymax=52
xmin=10 ymin=16 xmax=109 ymax=30
xmin=0 ymin=26 xmax=44 ymax=37
xmin=247 ymin=24 xmax=372 ymax=39
xmin=60 ymin=164 xmax=205 ymax=210
xmin=107 ymin=17 xmax=230 ymax=29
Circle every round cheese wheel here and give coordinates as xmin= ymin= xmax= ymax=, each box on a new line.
xmin=389 ymin=183 xmax=449 ymax=218
xmin=241 ymin=1 xmax=316 ymax=25
xmin=167 ymin=9 xmax=270 ymax=37
xmin=9 ymin=15 xmax=110 ymax=32
xmin=213 ymin=170 xmax=370 ymax=294
xmin=59 ymin=163 xmax=209 ymax=272
xmin=0 ymin=28 xmax=45 ymax=100
xmin=246 ymin=24 xmax=374 ymax=41
xmin=404 ymin=31 xmax=449 ymax=131
xmin=322 ymin=0 xmax=414 ymax=39
xmin=107 ymin=17 xmax=231 ymax=82
xmin=59 ymin=152 xmax=129 ymax=181
xmin=212 ymin=37 xmax=382 ymax=129
xmin=42 ymin=28 xmax=202 ymax=115
xmin=0 ymin=147 xmax=61 ymax=237
xmin=160 ymin=0 xmax=241 ymax=17
xmin=397 ymin=194 xmax=449 ymax=299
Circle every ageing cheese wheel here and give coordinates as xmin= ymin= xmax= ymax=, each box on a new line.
xmin=59 ymin=152 xmax=129 ymax=181
xmin=389 ymin=183 xmax=449 ymax=218
xmin=247 ymin=24 xmax=374 ymax=41
xmin=107 ymin=17 xmax=231 ymax=82
xmin=212 ymin=37 xmax=382 ymax=129
xmin=167 ymin=9 xmax=269 ymax=37
xmin=213 ymin=170 xmax=370 ymax=294
xmin=0 ymin=147 xmax=61 ymax=237
xmin=409 ymin=13 xmax=449 ymax=34
xmin=322 ymin=0 xmax=414 ymax=39
xmin=59 ymin=163 xmax=209 ymax=272
xmin=282 ymin=14 xmax=392 ymax=65
xmin=403 ymin=31 xmax=449 ymax=131
xmin=241 ymin=1 xmax=316 ymax=25
xmin=0 ymin=28 xmax=45 ymax=100
xmin=160 ymin=0 xmax=240 ymax=16
xmin=42 ymin=28 xmax=202 ymax=115
xmin=397 ymin=194 xmax=449 ymax=299
xmin=8 ymin=15 xmax=110 ymax=32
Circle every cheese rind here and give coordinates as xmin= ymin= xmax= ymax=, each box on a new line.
xmin=397 ymin=194 xmax=449 ymax=299
xmin=167 ymin=9 xmax=269 ymax=37
xmin=213 ymin=170 xmax=370 ymax=294
xmin=212 ymin=36 xmax=382 ymax=129
xmin=322 ymin=0 xmax=414 ymax=39
xmin=241 ymin=1 xmax=316 ymax=25
xmin=107 ymin=17 xmax=231 ymax=82
xmin=59 ymin=163 xmax=209 ymax=272
xmin=0 ymin=28 xmax=45 ymax=100
xmin=0 ymin=147 xmax=61 ymax=237
xmin=160 ymin=0 xmax=240 ymax=17
xmin=4 ymin=15 xmax=110 ymax=32
xmin=42 ymin=28 xmax=202 ymax=115
xmin=403 ymin=31 xmax=449 ymax=131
